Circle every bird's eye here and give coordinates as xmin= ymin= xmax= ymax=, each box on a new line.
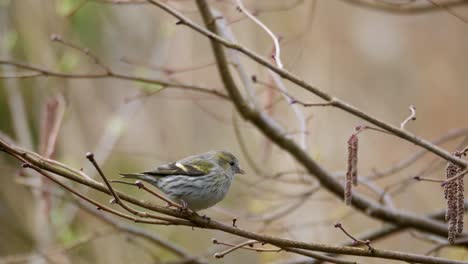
xmin=229 ymin=161 xmax=235 ymax=166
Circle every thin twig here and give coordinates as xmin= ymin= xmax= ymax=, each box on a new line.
xmin=0 ymin=60 xmax=229 ymax=100
xmin=213 ymin=238 xmax=281 ymax=253
xmin=334 ymin=223 xmax=373 ymax=251
xmin=213 ymin=239 xmax=279 ymax=258
xmin=400 ymin=105 xmax=416 ymax=130
xmin=413 ymin=176 xmax=445 ymax=183
xmin=364 ymin=128 xmax=468 ymax=181
xmin=121 ymin=57 xmax=216 ymax=76
xmin=0 ymin=137 xmax=466 ymax=263
xmin=309 ymin=202 xmax=468 ymax=264
xmin=50 ymin=34 xmax=110 ymax=73
xmin=426 ymin=0 xmax=468 ymax=24
xmin=111 ymin=179 xmax=183 ymax=209
xmin=146 ymin=0 xmax=468 ymax=169
xmin=441 ymin=169 xmax=468 ymax=187
xmin=194 ymin=0 xmax=468 ymax=247
xmin=76 ymin=199 xmax=206 ymax=263
xmin=40 ymin=96 xmax=65 ymax=159
xmin=425 ymin=236 xmax=468 ymax=256
xmin=281 ymin=247 xmax=359 ymax=264
xmin=85 ymin=152 xmax=178 ymax=221
xmin=234 ymin=0 xmax=283 ymax=68
xmin=19 ymin=161 xmax=179 ymax=225
xmin=269 ymin=70 xmax=308 ymax=149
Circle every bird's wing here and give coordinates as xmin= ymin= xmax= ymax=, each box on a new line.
xmin=142 ymin=158 xmax=215 ymax=177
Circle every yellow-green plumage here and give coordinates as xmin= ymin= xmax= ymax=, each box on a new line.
xmin=120 ymin=150 xmax=244 ymax=211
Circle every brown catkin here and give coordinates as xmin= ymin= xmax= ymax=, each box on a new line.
xmin=345 ymin=134 xmax=359 ymax=205
xmin=445 ymin=152 xmax=464 ymax=244
xmin=445 ymin=179 xmax=457 ymax=222
xmin=445 ymin=163 xmax=460 ymax=201
xmin=344 ymin=175 xmax=352 ymax=206
xmin=448 ymin=216 xmax=457 ymax=244
xmin=456 ymin=177 xmax=465 ymax=235
xmin=447 ymin=181 xmax=457 ymax=244
xmin=350 ymin=136 xmax=358 ymax=186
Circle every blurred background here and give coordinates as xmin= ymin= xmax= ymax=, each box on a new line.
xmin=1 ymin=0 xmax=468 ymax=263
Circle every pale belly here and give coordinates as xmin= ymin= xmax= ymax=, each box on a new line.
xmin=154 ymin=174 xmax=233 ymax=211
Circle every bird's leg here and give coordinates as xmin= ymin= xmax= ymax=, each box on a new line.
xmin=177 ymin=199 xmax=192 ymax=213
xmin=180 ymin=199 xmax=188 ymax=211
xmin=200 ymin=214 xmax=211 ymax=223
xmin=173 ymin=199 xmax=212 ymax=221
xmin=173 ymin=199 xmax=210 ymax=225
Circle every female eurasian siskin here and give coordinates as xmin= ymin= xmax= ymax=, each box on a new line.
xmin=120 ymin=150 xmax=244 ymax=211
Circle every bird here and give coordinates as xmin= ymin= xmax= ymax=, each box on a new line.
xmin=120 ymin=150 xmax=244 ymax=211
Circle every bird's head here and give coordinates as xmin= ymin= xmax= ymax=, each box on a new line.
xmin=214 ymin=151 xmax=245 ymax=175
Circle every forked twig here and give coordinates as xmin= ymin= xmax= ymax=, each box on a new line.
xmin=335 ymin=223 xmax=373 ymax=251
xmin=20 ymin=162 xmax=176 ymax=225
xmin=442 ymin=169 xmax=468 ymax=187
xmin=51 ymin=34 xmax=110 ymax=73
xmin=212 ymin=239 xmax=280 ymax=258
xmin=85 ymin=152 xmax=175 ymax=221
xmin=111 ymin=179 xmax=184 ymax=209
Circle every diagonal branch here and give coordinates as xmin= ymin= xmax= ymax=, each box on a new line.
xmin=20 ymin=161 xmax=182 ymax=226
xmin=193 ymin=0 xmax=466 ymax=242
xmin=234 ymin=0 xmax=283 ymax=68
xmin=76 ymin=200 xmax=206 ymax=263
xmin=0 ymin=60 xmax=229 ymax=100
xmin=304 ymin=201 xmax=468 ymax=264
xmin=1 ymin=137 xmax=467 ymax=263
xmin=146 ymin=0 xmax=468 ymax=169
xmin=85 ymin=152 xmax=182 ymax=222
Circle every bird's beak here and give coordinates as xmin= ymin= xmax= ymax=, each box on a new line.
xmin=237 ymin=167 xmax=245 ymax=174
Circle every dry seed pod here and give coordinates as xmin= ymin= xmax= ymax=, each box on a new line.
xmin=444 ymin=152 xmax=464 ymax=244
xmin=345 ymin=134 xmax=359 ymax=205
xmin=456 ymin=177 xmax=464 ymax=235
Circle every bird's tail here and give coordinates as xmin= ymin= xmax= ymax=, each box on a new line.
xmin=120 ymin=173 xmax=145 ymax=180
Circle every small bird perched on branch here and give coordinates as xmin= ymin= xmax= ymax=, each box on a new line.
xmin=120 ymin=150 xmax=244 ymax=211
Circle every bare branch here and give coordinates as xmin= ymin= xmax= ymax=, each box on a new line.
xmin=364 ymin=128 xmax=468 ymax=181
xmin=50 ymin=33 xmax=110 ymax=73
xmin=20 ymin=161 xmax=183 ymax=226
xmin=85 ymin=152 xmax=185 ymax=223
xmin=193 ymin=0 xmax=466 ymax=245
xmin=426 ymin=0 xmax=468 ymax=24
xmin=0 ymin=60 xmax=229 ymax=100
xmin=40 ymin=96 xmax=65 ymax=159
xmin=112 ymin=179 xmax=184 ymax=210
xmin=1 ymin=137 xmax=466 ymax=263
xmin=442 ymin=169 xmax=468 ymax=186
xmin=146 ymin=0 xmax=468 ymax=169
xmin=334 ymin=223 xmax=373 ymax=251
xmin=235 ymin=0 xmax=283 ymax=68
xmin=213 ymin=239 xmax=280 ymax=258
xmin=76 ymin=200 xmax=206 ymax=263
xmin=413 ymin=176 xmax=445 ymax=183
xmin=309 ymin=203 xmax=468 ymax=264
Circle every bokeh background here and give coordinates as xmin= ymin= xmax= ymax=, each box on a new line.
xmin=1 ymin=0 xmax=468 ymax=263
